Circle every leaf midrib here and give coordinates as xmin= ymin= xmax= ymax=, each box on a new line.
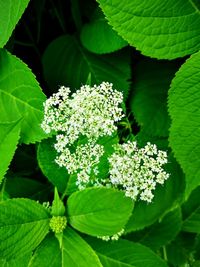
xmin=0 ymin=218 xmax=49 ymax=229
xmin=0 ymin=89 xmax=43 ymax=115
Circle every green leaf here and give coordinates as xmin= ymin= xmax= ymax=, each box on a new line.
xmin=42 ymin=35 xmax=130 ymax=99
xmin=126 ymin=208 xmax=182 ymax=250
xmin=87 ymin=238 xmax=168 ymax=267
xmin=182 ymin=188 xmax=200 ymax=233
xmin=0 ymin=49 xmax=47 ymax=144
xmin=0 ymin=198 xmax=50 ymax=259
xmin=169 ymin=50 xmax=200 ymax=197
xmin=97 ymin=134 xmax=119 ymax=180
xmin=37 ymin=137 xmax=69 ymax=193
xmin=0 ymin=253 xmax=31 ymax=267
xmin=182 ymin=186 xmax=200 ymax=219
xmin=97 ymin=0 xmax=200 ymax=59
xmin=125 ymin=153 xmax=185 ymax=232
xmin=81 ymin=18 xmax=127 ymax=54
xmin=60 ymin=228 xmax=102 ymax=267
xmin=183 ymin=212 xmax=200 ymax=234
xmin=28 ymin=234 xmax=61 ymax=267
xmin=166 ymin=233 xmax=195 ymax=267
xmin=0 ymin=120 xmax=21 ymax=184
xmin=67 ymin=187 xmax=133 ymax=236
xmin=0 ymin=0 xmax=30 ymax=48
xmin=51 ymin=188 xmax=65 ymax=216
xmin=5 ymin=176 xmax=48 ymax=199
xmin=29 ymin=229 xmax=102 ymax=267
xmin=130 ymin=59 xmax=179 ymax=137
xmin=9 ymin=143 xmax=38 ymax=176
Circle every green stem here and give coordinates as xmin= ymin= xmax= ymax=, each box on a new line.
xmin=162 ymin=246 xmax=168 ymax=261
xmin=50 ymin=0 xmax=66 ymax=32
xmin=23 ymin=22 xmax=41 ymax=58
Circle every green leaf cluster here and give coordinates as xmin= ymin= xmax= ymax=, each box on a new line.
xmin=1 ymin=0 xmax=200 ymax=266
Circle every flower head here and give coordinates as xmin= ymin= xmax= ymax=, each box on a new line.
xmin=41 ymin=82 xmax=124 ymax=145
xmin=49 ymin=216 xmax=67 ymax=234
xmin=41 ymin=82 xmax=124 ymax=190
xmin=108 ymin=141 xmax=169 ymax=203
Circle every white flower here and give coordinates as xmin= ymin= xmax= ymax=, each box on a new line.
xmin=41 ymin=82 xmax=169 ymax=204
xmin=108 ymin=141 xmax=169 ymax=203
xmin=41 ymin=82 xmax=124 ymax=145
xmin=41 ymin=82 xmax=124 ymax=190
xmin=97 ymin=229 xmax=124 ymax=241
xmin=55 ymin=142 xmax=104 ymax=190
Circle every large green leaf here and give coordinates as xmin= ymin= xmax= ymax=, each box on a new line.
xmin=97 ymin=0 xmax=200 ymax=59
xmin=67 ymin=187 xmax=133 ymax=236
xmin=42 ymin=35 xmax=130 ymax=99
xmin=0 ymin=0 xmax=30 ymax=47
xmin=169 ymin=50 xmax=200 ymax=197
xmin=29 ymin=230 xmax=102 ymax=267
xmin=0 ymin=49 xmax=47 ymax=144
xmin=0 ymin=198 xmax=50 ymax=259
xmin=125 ymin=153 xmax=185 ymax=232
xmin=130 ymin=59 xmax=179 ymax=137
xmin=28 ymin=235 xmax=61 ymax=267
xmin=37 ymin=137 xmax=69 ymax=193
xmin=182 ymin=188 xmax=200 ymax=233
xmin=87 ymin=238 xmax=168 ymax=267
xmin=81 ymin=18 xmax=127 ymax=54
xmin=0 ymin=253 xmax=31 ymax=267
xmin=182 ymin=208 xmax=200 ymax=234
xmin=5 ymin=176 xmax=49 ymax=200
xmin=126 ymin=208 xmax=182 ymax=251
xmin=0 ymin=120 xmax=21 ymax=184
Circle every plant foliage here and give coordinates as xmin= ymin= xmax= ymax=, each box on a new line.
xmin=0 ymin=0 xmax=200 ymax=266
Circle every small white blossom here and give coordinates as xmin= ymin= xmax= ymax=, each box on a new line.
xmin=108 ymin=141 xmax=169 ymax=203
xmin=97 ymin=229 xmax=124 ymax=241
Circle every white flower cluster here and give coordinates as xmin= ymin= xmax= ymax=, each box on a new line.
xmin=97 ymin=229 xmax=124 ymax=242
xmin=55 ymin=141 xmax=104 ymax=189
xmin=41 ymin=82 xmax=124 ymax=143
xmin=41 ymin=82 xmax=124 ymax=189
xmin=108 ymin=141 xmax=169 ymax=203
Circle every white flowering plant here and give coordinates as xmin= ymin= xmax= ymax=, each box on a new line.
xmin=41 ymin=82 xmax=169 ymax=204
xmin=1 ymin=0 xmax=194 ymax=266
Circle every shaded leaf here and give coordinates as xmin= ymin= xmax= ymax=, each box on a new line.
xmin=182 ymin=189 xmax=200 ymax=233
xmin=87 ymin=238 xmax=168 ymax=267
xmin=126 ymin=208 xmax=182 ymax=250
xmin=130 ymin=59 xmax=179 ymax=137
xmin=37 ymin=137 xmax=69 ymax=194
xmin=42 ymin=35 xmax=130 ymax=99
xmin=81 ymin=18 xmax=127 ymax=54
xmin=5 ymin=176 xmax=47 ymax=199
